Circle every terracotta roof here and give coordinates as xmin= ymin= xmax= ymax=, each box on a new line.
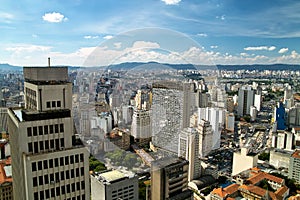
xmin=211 ymin=187 xmax=227 ymax=198
xmin=224 ymin=184 xmax=239 ymax=194
xmin=288 ymin=195 xmax=300 ymax=200
xmin=293 ymin=127 xmax=300 ymax=131
xmin=247 ymin=171 xmax=283 ymax=185
xmin=239 ymin=184 xmax=266 ymax=196
xmin=292 ymin=150 xmax=300 ymax=159
xmin=0 ymin=157 xmax=12 ymax=185
xmin=275 ymin=186 xmax=289 ymax=196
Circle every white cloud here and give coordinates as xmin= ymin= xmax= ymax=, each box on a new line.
xmin=0 ymin=12 xmax=14 ymax=23
xmin=278 ymin=48 xmax=288 ymax=54
xmin=240 ymin=52 xmax=248 ymax=57
xmin=114 ymin=42 xmax=122 ymax=49
xmin=244 ymin=46 xmax=276 ymax=51
xmin=5 ymin=44 xmax=52 ymax=53
xmin=216 ymin=15 xmax=226 ymax=20
xmin=42 ymin=12 xmax=68 ymax=23
xmin=84 ymin=35 xmax=99 ymax=39
xmin=161 ymin=0 xmax=181 ymax=5
xmin=103 ymin=35 xmax=113 ymax=40
xmin=131 ymin=41 xmax=160 ymax=49
xmin=197 ymin=33 xmax=208 ymax=37
xmin=210 ymin=45 xmax=218 ymax=49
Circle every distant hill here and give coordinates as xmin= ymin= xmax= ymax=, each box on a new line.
xmin=1 ymin=62 xmax=300 ymax=72
xmin=0 ymin=64 xmax=80 ymax=71
xmin=0 ymin=63 xmax=22 ymax=71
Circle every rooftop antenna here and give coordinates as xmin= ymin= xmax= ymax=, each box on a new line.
xmin=48 ymin=57 xmax=51 ymax=67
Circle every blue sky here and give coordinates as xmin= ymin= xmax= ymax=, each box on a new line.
xmin=1 ymin=0 xmax=300 ymax=66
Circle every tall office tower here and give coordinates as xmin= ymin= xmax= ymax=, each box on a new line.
xmin=237 ymin=86 xmax=254 ymax=116
xmin=197 ymin=119 xmax=213 ymax=157
xmin=198 ymin=107 xmax=224 ymax=150
xmin=131 ymin=109 xmax=152 ymax=146
xmin=289 ymin=150 xmax=300 ymax=184
xmin=272 ymin=130 xmax=293 ymax=150
xmin=8 ymin=67 xmax=90 ymax=200
xmin=275 ymin=102 xmax=286 ymax=130
xmin=151 ymin=157 xmax=193 ymax=200
xmin=178 ymin=127 xmax=201 ymax=181
xmin=151 ymin=81 xmax=193 ymax=153
xmin=91 ymin=170 xmax=139 ymax=200
xmin=254 ymin=94 xmax=262 ymax=112
xmin=198 ymin=92 xmax=210 ymax=108
xmin=287 ymin=104 xmax=300 ymax=128
xmin=225 ymin=112 xmax=235 ymax=132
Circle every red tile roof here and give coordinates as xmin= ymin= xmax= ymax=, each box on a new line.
xmin=292 ymin=150 xmax=300 ymax=159
xmin=0 ymin=157 xmax=12 ymax=185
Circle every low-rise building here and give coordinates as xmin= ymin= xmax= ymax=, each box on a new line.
xmin=0 ymin=157 xmax=13 ymax=200
xmin=91 ymin=170 xmax=139 ymax=200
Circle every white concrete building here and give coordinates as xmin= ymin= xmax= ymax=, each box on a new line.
xmin=232 ymin=147 xmax=258 ymax=176
xmin=131 ymin=109 xmax=151 ymax=144
xmin=197 ymin=119 xmax=213 ymax=158
xmin=254 ymin=94 xmax=262 ymax=112
xmin=91 ymin=170 xmax=138 ymax=200
xmin=237 ymin=86 xmax=254 ymax=116
xmin=178 ymin=127 xmax=201 ymax=181
xmin=226 ymin=112 xmax=235 ymax=132
xmin=8 ymin=67 xmax=90 ymax=200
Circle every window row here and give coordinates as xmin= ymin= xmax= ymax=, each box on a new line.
xmin=32 ymin=167 xmax=85 ymax=186
xmin=33 ymin=182 xmax=85 ymax=200
xmin=27 ymin=124 xmax=64 ymax=137
xmin=46 ymin=101 xmax=61 ymax=108
xmin=28 ymin=138 xmax=65 ymax=153
xmin=31 ymin=154 xmax=84 ymax=172
xmin=26 ymin=88 xmax=36 ymax=97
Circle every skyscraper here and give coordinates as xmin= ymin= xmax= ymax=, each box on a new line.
xmin=178 ymin=127 xmax=201 ymax=181
xmin=237 ymin=86 xmax=254 ymax=116
xmin=197 ymin=119 xmax=213 ymax=157
xmin=289 ymin=150 xmax=300 ymax=184
xmin=151 ymin=81 xmax=193 ymax=153
xmin=131 ymin=109 xmax=152 ymax=146
xmin=151 ymin=157 xmax=193 ymax=200
xmin=8 ymin=67 xmax=90 ymax=200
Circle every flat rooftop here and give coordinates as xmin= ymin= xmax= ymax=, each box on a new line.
xmin=98 ymin=170 xmax=127 ymax=184
xmin=10 ymin=108 xmax=71 ymax=122
xmin=24 ymin=67 xmax=68 ymax=82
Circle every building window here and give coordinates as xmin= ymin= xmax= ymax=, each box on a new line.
xmin=80 ymin=154 xmax=84 ymax=162
xmin=33 ymin=177 xmax=38 ymax=187
xmin=38 ymin=126 xmax=43 ymax=135
xmin=27 ymin=127 xmax=32 ymax=137
xmin=60 ymin=123 xmax=64 ymax=132
xmin=51 ymin=188 xmax=55 ymax=198
xmin=61 ymin=171 xmax=65 ymax=180
xmin=44 ymin=125 xmax=48 ymax=134
xmin=39 ymin=141 xmax=44 ymax=151
xmin=44 ymin=175 xmax=49 ymax=184
xmin=52 ymin=101 xmax=56 ymax=107
xmin=76 ymin=182 xmax=80 ymax=191
xmin=55 ymin=139 xmax=60 ymax=150
xmin=60 ymin=157 xmax=64 ymax=166
xmin=34 ymin=142 xmax=38 ymax=153
xmin=45 ymin=190 xmax=49 ymax=199
xmin=71 ymin=183 xmax=75 ymax=192
xmin=38 ymin=161 xmax=42 ymax=170
xmin=76 ymin=168 xmax=79 ymax=177
xmin=80 ymin=167 xmax=84 ymax=176
xmin=65 ymin=156 xmax=69 ymax=165
xmin=67 ymin=184 xmax=70 ymax=193
xmin=50 ymin=140 xmax=54 ymax=149
xmin=75 ymin=155 xmax=79 ymax=163
xmin=81 ymin=181 xmax=85 ymax=190
xmin=57 ymin=101 xmax=61 ymax=107
xmin=66 ymin=170 xmax=70 ymax=179
xmin=39 ymin=176 xmax=43 ymax=185
xmin=34 ymin=192 xmax=38 ymax=200
xmin=70 ymin=155 xmax=74 ymax=164
xmin=55 ymin=158 xmax=59 ymax=167
xmin=32 ymin=162 xmax=37 ymax=172
xmin=55 ymin=172 xmax=59 ymax=182
xmin=49 ymin=159 xmax=53 ymax=168
xmin=28 ymin=143 xmax=33 ymax=153
xmin=46 ymin=102 xmax=51 ymax=108
xmin=33 ymin=127 xmax=38 ymax=136
xmin=71 ymin=169 xmax=74 ymax=178
xmin=43 ymin=160 xmax=48 ymax=169
xmin=45 ymin=140 xmax=49 ymax=150
xmin=61 ymin=185 xmax=66 ymax=195
xmin=56 ymin=187 xmax=60 ymax=196
xmin=55 ymin=124 xmax=59 ymax=133
xmin=49 ymin=125 xmax=54 ymax=134
xmin=40 ymin=191 xmax=44 ymax=200
xmin=61 ymin=138 xmax=65 ymax=148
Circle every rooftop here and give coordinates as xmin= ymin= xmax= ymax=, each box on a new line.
xmin=24 ymin=67 xmax=68 ymax=83
xmin=0 ymin=157 xmax=12 ymax=185
xmin=292 ymin=150 xmax=300 ymax=159
xmin=10 ymin=108 xmax=71 ymax=122
xmin=98 ymin=170 xmax=127 ymax=184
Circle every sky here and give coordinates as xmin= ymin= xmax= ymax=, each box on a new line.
xmin=1 ymin=0 xmax=300 ymax=66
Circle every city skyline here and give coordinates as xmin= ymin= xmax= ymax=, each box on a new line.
xmin=1 ymin=0 xmax=300 ymax=66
